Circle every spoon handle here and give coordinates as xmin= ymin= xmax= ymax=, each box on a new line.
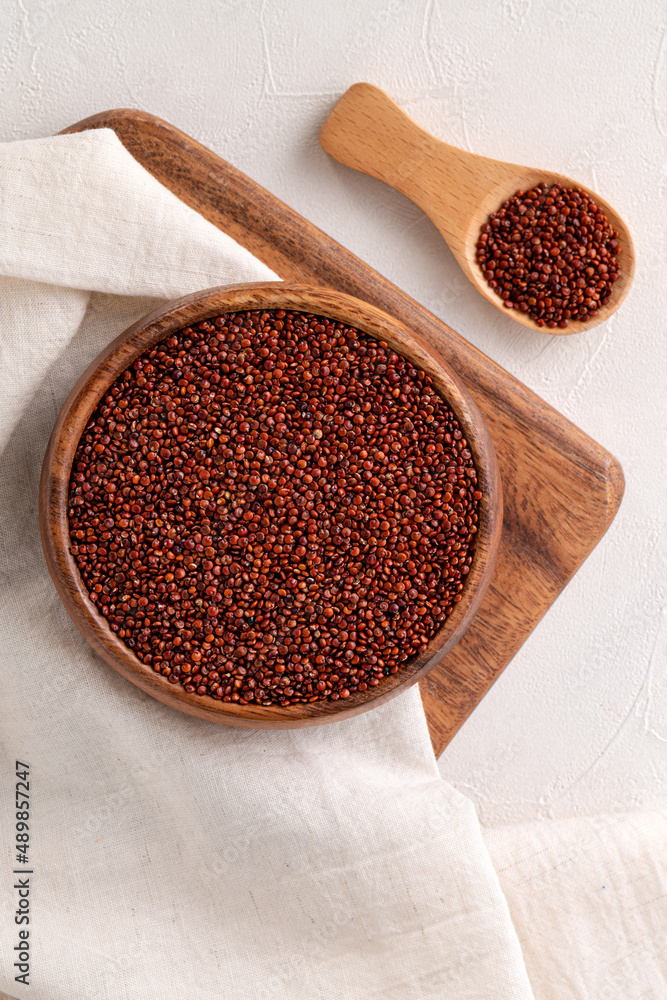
xmin=319 ymin=83 xmax=485 ymax=250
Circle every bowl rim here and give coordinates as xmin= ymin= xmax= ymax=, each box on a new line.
xmin=39 ymin=282 xmax=502 ymax=728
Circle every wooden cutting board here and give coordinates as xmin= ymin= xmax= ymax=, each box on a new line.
xmin=61 ymin=110 xmax=624 ymax=756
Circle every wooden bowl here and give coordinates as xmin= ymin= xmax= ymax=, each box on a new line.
xmin=40 ymin=283 xmax=502 ymax=728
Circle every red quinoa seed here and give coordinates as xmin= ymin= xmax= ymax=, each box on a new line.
xmin=477 ymin=182 xmax=621 ymax=327
xmin=68 ymin=310 xmax=481 ymax=706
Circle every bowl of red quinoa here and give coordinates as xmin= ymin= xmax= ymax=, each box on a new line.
xmin=40 ymin=284 xmax=502 ymax=728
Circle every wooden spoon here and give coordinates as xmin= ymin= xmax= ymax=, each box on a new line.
xmin=320 ymin=83 xmax=634 ymax=335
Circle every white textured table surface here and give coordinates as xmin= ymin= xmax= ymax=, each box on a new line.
xmin=1 ymin=0 xmax=665 ymax=827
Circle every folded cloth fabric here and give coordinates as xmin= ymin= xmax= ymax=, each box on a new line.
xmin=0 ymin=129 xmax=534 ymax=1000
xmin=484 ymin=809 xmax=667 ymax=1000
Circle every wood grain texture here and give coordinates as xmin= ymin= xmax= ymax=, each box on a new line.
xmin=59 ymin=109 xmax=624 ymax=754
xmin=40 ymin=284 xmax=501 ymax=728
xmin=320 ymin=83 xmax=635 ymax=336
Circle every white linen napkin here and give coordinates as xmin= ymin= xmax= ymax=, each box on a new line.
xmin=0 ymin=128 xmax=534 ymax=1000
xmin=484 ymin=809 xmax=667 ymax=1000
